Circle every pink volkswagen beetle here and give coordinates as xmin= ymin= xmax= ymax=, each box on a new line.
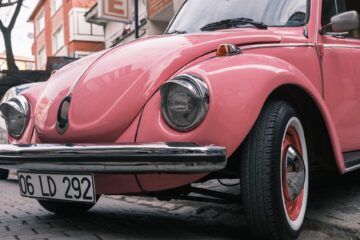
xmin=1 ymin=0 xmax=360 ymax=239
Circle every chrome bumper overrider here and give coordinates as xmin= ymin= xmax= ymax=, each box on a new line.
xmin=0 ymin=143 xmax=227 ymax=173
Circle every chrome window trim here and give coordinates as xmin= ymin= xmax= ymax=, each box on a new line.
xmin=241 ymin=43 xmax=315 ymax=50
xmin=323 ymin=44 xmax=360 ymax=49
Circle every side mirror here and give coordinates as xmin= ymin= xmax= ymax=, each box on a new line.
xmin=321 ymin=11 xmax=360 ymax=34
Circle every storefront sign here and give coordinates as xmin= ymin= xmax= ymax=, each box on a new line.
xmin=98 ymin=0 xmax=132 ymax=23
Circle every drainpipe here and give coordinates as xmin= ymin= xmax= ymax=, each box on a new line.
xmin=134 ymin=0 xmax=139 ymax=38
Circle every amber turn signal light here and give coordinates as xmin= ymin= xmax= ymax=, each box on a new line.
xmin=216 ymin=44 xmax=241 ymax=57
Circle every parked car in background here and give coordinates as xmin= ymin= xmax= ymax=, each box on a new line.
xmin=0 ymin=82 xmax=43 ymax=179
xmin=1 ymin=0 xmax=360 ymax=239
xmin=0 ymin=71 xmax=49 ymax=99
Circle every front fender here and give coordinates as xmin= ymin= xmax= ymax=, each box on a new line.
xmin=137 ymin=53 xmax=345 ymax=174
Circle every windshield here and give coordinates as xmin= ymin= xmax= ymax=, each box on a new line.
xmin=167 ymin=0 xmax=309 ymax=34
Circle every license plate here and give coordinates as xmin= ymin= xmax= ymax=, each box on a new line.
xmin=17 ymin=172 xmax=96 ymax=203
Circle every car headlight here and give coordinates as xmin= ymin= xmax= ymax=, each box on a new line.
xmin=160 ymin=74 xmax=209 ymax=131
xmin=0 ymin=95 xmax=30 ymax=138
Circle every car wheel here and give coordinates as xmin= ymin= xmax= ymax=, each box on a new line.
xmin=38 ymin=199 xmax=98 ymax=215
xmin=241 ymin=101 xmax=309 ymax=239
xmin=0 ymin=169 xmax=9 ymax=180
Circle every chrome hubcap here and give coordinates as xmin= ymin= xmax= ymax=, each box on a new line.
xmin=281 ymin=118 xmax=308 ymax=229
xmin=285 ymin=145 xmax=306 ymax=201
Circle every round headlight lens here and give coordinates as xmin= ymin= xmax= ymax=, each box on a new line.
xmin=160 ymin=75 xmax=209 ymax=131
xmin=0 ymin=95 xmax=29 ymax=138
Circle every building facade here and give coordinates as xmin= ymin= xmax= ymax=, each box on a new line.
xmin=147 ymin=0 xmax=185 ymax=35
xmin=85 ymin=0 xmax=184 ymax=48
xmin=0 ymin=54 xmax=35 ymax=71
xmin=86 ymin=0 xmax=148 ymax=48
xmin=29 ymin=0 xmax=105 ymax=70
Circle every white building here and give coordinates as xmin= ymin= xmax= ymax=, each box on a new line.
xmin=85 ymin=0 xmax=185 ymax=48
xmin=85 ymin=0 xmax=147 ymax=48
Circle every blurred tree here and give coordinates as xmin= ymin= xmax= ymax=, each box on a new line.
xmin=0 ymin=0 xmax=24 ymax=71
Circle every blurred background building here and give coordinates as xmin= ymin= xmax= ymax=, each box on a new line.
xmin=147 ymin=0 xmax=184 ymax=34
xmin=86 ymin=0 xmax=184 ymax=47
xmin=29 ymin=0 xmax=185 ymax=70
xmin=0 ymin=53 xmax=35 ymax=71
xmin=29 ymin=0 xmax=105 ymax=70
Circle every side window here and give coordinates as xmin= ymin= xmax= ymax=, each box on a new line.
xmin=322 ymin=0 xmax=360 ymax=38
xmin=321 ymin=0 xmax=347 ymax=26
xmin=345 ymin=0 xmax=360 ymax=38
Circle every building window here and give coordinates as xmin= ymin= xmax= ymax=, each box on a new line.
xmin=76 ymin=11 xmax=104 ymax=36
xmin=51 ymin=0 xmax=62 ymax=15
xmin=37 ymin=46 xmax=46 ymax=69
xmin=36 ymin=11 xmax=45 ymax=35
xmin=69 ymin=9 xmax=105 ymax=42
xmin=53 ymin=26 xmax=64 ymax=54
xmin=73 ymin=51 xmax=91 ymax=58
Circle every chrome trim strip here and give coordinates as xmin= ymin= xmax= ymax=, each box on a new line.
xmin=242 ymin=43 xmax=315 ymax=50
xmin=323 ymin=44 xmax=360 ymax=49
xmin=67 ymin=49 xmax=112 ymax=96
xmin=344 ymin=151 xmax=360 ymax=173
xmin=0 ymin=143 xmax=227 ymax=174
xmin=345 ymin=164 xmax=360 ymax=173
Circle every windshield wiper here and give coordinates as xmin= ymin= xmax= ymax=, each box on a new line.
xmin=200 ymin=18 xmax=268 ymax=31
xmin=167 ymin=30 xmax=188 ymax=35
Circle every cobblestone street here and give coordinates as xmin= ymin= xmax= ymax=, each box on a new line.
xmin=0 ymin=170 xmax=359 ymax=240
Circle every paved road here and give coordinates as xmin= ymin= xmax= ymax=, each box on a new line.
xmin=0 ymin=171 xmax=360 ymax=240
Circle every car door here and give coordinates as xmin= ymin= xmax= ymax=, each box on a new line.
xmin=320 ymin=0 xmax=360 ymax=153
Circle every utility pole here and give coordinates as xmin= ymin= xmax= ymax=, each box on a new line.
xmin=134 ymin=0 xmax=139 ymax=38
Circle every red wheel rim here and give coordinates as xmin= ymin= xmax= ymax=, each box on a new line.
xmin=282 ymin=127 xmax=304 ymax=221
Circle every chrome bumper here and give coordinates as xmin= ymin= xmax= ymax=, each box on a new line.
xmin=0 ymin=143 xmax=227 ymax=174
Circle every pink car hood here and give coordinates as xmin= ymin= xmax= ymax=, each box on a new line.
xmin=35 ymin=30 xmax=281 ymax=142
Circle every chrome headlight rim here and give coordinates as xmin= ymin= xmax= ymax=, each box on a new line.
xmin=0 ymin=95 xmax=30 ymax=138
xmin=160 ymin=74 xmax=209 ymax=132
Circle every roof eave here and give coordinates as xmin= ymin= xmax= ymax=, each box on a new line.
xmin=28 ymin=0 xmax=46 ymax=22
